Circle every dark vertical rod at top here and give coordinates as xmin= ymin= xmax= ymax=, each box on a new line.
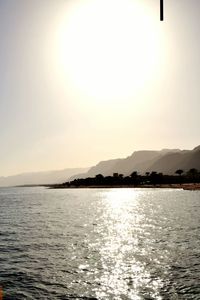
xmin=160 ymin=0 xmax=164 ymax=21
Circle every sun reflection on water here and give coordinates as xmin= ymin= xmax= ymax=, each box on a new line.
xmin=91 ymin=189 xmax=164 ymax=299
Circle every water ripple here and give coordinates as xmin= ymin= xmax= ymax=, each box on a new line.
xmin=0 ymin=187 xmax=200 ymax=299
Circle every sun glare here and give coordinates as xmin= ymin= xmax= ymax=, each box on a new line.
xmin=57 ymin=0 xmax=164 ymax=103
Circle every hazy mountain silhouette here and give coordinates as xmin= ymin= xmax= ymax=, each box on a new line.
xmin=0 ymin=168 xmax=89 ymax=187
xmin=70 ymin=159 xmax=122 ymax=180
xmin=71 ymin=146 xmax=200 ymax=179
xmin=146 ymin=146 xmax=200 ymax=174
xmin=109 ymin=150 xmax=174 ymax=175
xmin=2 ymin=146 xmax=199 ymax=186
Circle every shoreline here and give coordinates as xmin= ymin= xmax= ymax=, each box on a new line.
xmin=50 ymin=183 xmax=200 ymax=190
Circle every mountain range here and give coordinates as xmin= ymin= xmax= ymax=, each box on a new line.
xmin=0 ymin=168 xmax=89 ymax=187
xmin=71 ymin=145 xmax=200 ymax=180
xmin=0 ymin=146 xmax=199 ymax=187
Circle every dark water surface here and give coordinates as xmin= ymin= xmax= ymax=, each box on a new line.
xmin=0 ymin=187 xmax=200 ymax=299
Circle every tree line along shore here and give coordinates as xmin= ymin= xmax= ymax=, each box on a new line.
xmin=49 ymin=168 xmax=200 ymax=190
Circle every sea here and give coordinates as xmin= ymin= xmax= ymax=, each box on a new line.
xmin=0 ymin=187 xmax=200 ymax=300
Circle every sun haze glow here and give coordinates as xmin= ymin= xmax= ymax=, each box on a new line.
xmin=1 ymin=0 xmax=199 ymax=176
xmin=57 ymin=0 xmax=164 ymax=103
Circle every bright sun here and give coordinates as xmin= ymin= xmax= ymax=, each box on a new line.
xmin=57 ymin=0 xmax=163 ymax=103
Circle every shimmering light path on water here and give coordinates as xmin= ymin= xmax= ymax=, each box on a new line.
xmin=0 ymin=187 xmax=200 ymax=299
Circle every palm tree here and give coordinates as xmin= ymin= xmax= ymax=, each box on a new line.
xmin=130 ymin=171 xmax=138 ymax=178
xmin=175 ymin=169 xmax=184 ymax=176
xmin=95 ymin=174 xmax=104 ymax=179
xmin=188 ymin=168 xmax=198 ymax=183
xmin=130 ymin=171 xmax=139 ymax=185
xmin=188 ymin=168 xmax=198 ymax=175
xmin=149 ymin=171 xmax=158 ymax=185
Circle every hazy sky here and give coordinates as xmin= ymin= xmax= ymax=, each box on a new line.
xmin=0 ymin=0 xmax=200 ymax=176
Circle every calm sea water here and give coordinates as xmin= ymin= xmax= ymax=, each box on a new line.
xmin=0 ymin=187 xmax=200 ymax=300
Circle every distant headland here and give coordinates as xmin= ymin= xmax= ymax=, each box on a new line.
xmin=49 ymin=168 xmax=200 ymax=190
xmin=1 ymin=145 xmax=200 ymax=188
xmin=49 ymin=145 xmax=200 ymax=190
